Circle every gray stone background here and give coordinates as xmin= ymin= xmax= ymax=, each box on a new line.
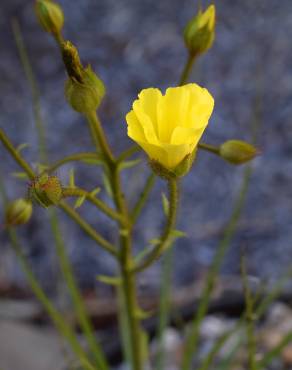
xmin=0 ymin=0 xmax=292 ymax=293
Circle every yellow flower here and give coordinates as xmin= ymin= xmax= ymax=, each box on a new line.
xmin=126 ymin=84 xmax=214 ymax=170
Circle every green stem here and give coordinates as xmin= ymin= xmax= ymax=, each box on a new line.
xmin=86 ymin=111 xmax=115 ymax=163
xmin=156 ymin=248 xmax=173 ymax=370
xmin=198 ymin=142 xmax=220 ymax=155
xmin=111 ymin=165 xmax=143 ymax=370
xmin=0 ymin=129 xmax=35 ymax=180
xmin=62 ymin=186 xmax=125 ymax=224
xmin=59 ymin=202 xmax=117 ymax=257
xmin=130 ymin=173 xmax=156 ymax=224
xmin=132 ymin=179 xmax=178 ymax=273
xmin=120 ymin=254 xmax=143 ymax=370
xmin=46 ymin=152 xmax=103 ymax=173
xmin=12 ymin=20 xmax=47 ymax=162
xmin=53 ymin=31 xmax=65 ymax=48
xmin=49 ymin=209 xmax=108 ymax=370
xmin=87 ymin=109 xmax=145 ymax=370
xmin=179 ymin=54 xmax=196 ymax=86
xmin=117 ymin=145 xmax=141 ymax=163
xmin=241 ymin=254 xmax=258 ymax=370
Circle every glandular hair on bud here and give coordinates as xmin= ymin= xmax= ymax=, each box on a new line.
xmin=35 ymin=0 xmax=64 ymax=35
xmin=184 ymin=4 xmax=215 ymax=56
xmin=29 ymin=174 xmax=63 ymax=207
xmin=219 ymin=140 xmax=259 ymax=165
xmin=65 ymin=66 xmax=105 ymax=114
xmin=5 ymin=198 xmax=33 ymax=226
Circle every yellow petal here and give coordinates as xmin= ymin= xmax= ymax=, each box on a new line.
xmin=126 ymin=110 xmax=146 ymax=142
xmin=137 ymin=88 xmax=162 ymax=137
xmin=185 ymin=84 xmax=214 ymax=130
xmin=135 ymin=141 xmax=169 ymax=167
xmin=161 ymin=143 xmax=192 ymax=168
xmin=157 ymin=86 xmax=189 ymax=142
xmin=133 ymin=101 xmax=160 ymax=145
xmin=170 ymin=126 xmax=201 ymax=145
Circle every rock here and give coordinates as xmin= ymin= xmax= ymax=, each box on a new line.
xmin=150 ymin=327 xmax=183 ymax=370
xmin=0 ymin=299 xmax=41 ymax=320
xmin=200 ymin=315 xmax=234 ymax=339
xmin=0 ymin=321 xmax=66 ymax=370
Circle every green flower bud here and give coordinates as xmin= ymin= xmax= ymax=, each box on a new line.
xmin=184 ymin=4 xmax=215 ymax=56
xmin=65 ymin=66 xmax=105 ymax=114
xmin=5 ymin=199 xmax=33 ymax=226
xmin=35 ymin=0 xmax=64 ymax=35
xmin=219 ymin=140 xmax=259 ymax=165
xmin=29 ymin=174 xmax=63 ymax=207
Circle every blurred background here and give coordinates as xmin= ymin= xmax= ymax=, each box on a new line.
xmin=0 ymin=0 xmax=292 ymax=368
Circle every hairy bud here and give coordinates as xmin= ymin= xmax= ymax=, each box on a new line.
xmin=35 ymin=0 xmax=64 ymax=35
xmin=5 ymin=198 xmax=33 ymax=226
xmin=65 ymin=66 xmax=105 ymax=113
xmin=219 ymin=140 xmax=259 ymax=165
xmin=184 ymin=4 xmax=215 ymax=56
xmin=29 ymin=174 xmax=63 ymax=207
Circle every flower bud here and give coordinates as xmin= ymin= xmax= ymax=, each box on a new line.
xmin=65 ymin=66 xmax=105 ymax=113
xmin=184 ymin=4 xmax=215 ymax=56
xmin=219 ymin=140 xmax=259 ymax=165
xmin=29 ymin=174 xmax=63 ymax=207
xmin=5 ymin=199 xmax=33 ymax=226
xmin=35 ymin=0 xmax=64 ymax=35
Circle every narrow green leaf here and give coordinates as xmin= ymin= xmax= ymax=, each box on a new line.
xmin=97 ymin=275 xmax=121 ymax=286
xmin=134 ymin=246 xmax=152 ymax=264
xmin=74 ymin=195 xmax=86 ymax=209
xmin=90 ymin=187 xmax=101 ymax=197
xmin=11 ymin=171 xmax=29 ymax=180
xmin=16 ymin=143 xmax=30 ymax=153
xmin=161 ymin=193 xmax=169 ymax=216
xmin=171 ymin=229 xmax=187 ymax=239
xmin=102 ymin=173 xmax=113 ymax=198
xmin=36 ymin=163 xmax=49 ymax=174
xmin=149 ymin=238 xmax=161 ymax=246
xmin=118 ymin=159 xmax=141 ymax=171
